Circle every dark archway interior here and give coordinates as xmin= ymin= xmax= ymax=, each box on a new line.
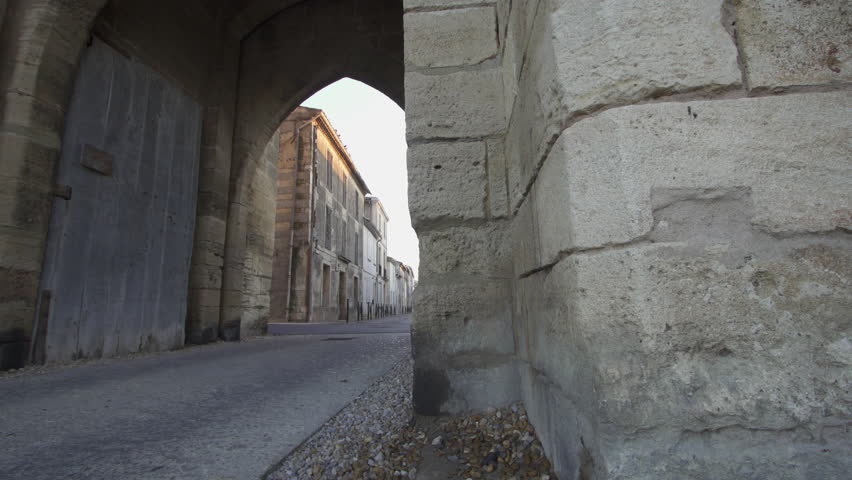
xmin=0 ymin=0 xmax=402 ymax=366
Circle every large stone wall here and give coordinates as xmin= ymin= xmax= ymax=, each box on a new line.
xmin=405 ymin=0 xmax=519 ymax=415
xmin=0 ymin=0 xmax=403 ymax=362
xmin=2 ymin=1 xmax=849 ymax=476
xmin=405 ymin=0 xmax=851 ymax=478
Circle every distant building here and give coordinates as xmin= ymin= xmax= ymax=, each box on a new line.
xmin=388 ymin=257 xmax=415 ymax=314
xmin=401 ymin=263 xmax=415 ymax=311
xmin=270 ymin=107 xmax=413 ymax=323
xmin=271 ymin=107 xmax=370 ymax=323
xmin=362 ymin=196 xmax=389 ymax=314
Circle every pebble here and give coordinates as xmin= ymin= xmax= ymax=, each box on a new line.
xmin=268 ymin=354 xmax=559 ymax=479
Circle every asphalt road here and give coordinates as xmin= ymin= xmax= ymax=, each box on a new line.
xmin=0 ymin=315 xmax=411 ymax=480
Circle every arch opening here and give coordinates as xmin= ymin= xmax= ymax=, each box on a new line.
xmin=260 ymin=78 xmax=415 ymax=328
xmin=0 ymin=0 xmax=403 ymax=366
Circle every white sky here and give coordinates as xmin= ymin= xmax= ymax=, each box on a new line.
xmin=302 ymin=78 xmax=419 ymax=278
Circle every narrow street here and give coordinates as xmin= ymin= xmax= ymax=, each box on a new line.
xmin=0 ymin=316 xmax=411 ymax=480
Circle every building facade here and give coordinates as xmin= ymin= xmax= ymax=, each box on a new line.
xmin=270 ymin=107 xmax=413 ymax=323
xmin=361 ymin=196 xmax=389 ymax=316
xmin=270 ymin=107 xmax=371 ymax=323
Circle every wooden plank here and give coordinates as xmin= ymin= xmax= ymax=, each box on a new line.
xmin=40 ymin=37 xmax=201 ymax=362
xmin=95 ymin=48 xmax=134 ymax=359
xmin=79 ymin=144 xmax=114 ymax=176
xmin=45 ymin=38 xmax=114 ymax=362
xmin=116 ymin=55 xmax=153 ymax=355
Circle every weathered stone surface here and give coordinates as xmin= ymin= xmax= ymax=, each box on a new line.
xmin=549 ymin=0 xmax=741 ymax=104
xmin=405 ymin=69 xmax=506 ymax=140
xmin=404 ymin=7 xmax=498 ymax=68
xmin=411 ymin=279 xmax=514 ymax=359
xmin=518 ymin=364 xmax=596 ymax=480
xmin=506 ymin=0 xmax=742 ymax=209
xmin=407 ymin=141 xmax=487 ymax=226
xmin=735 ymin=0 xmax=852 ymax=89
xmin=485 ymin=138 xmax=510 ymax=218
xmin=403 ymin=0 xmax=487 ymax=9
xmin=418 ymin=220 xmax=510 ymax=277
xmin=500 ymin=0 xmax=539 ymax=122
xmin=526 ymin=91 xmax=852 ymax=270
xmin=441 ymin=361 xmax=520 ymax=413
xmin=607 ymin=241 xmax=846 ymax=478
xmin=410 ymin=271 xmax=517 ymax=415
xmin=510 ymin=195 xmax=540 ymax=277
xmin=515 ymin=230 xmax=852 ymax=478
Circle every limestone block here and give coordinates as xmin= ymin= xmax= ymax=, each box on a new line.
xmin=411 ymin=278 xmax=514 ymax=358
xmin=441 ymin=362 xmax=521 ymax=413
xmin=405 ymin=7 xmax=498 ymax=68
xmin=0 ymin=228 xmax=44 ymax=271
xmin=506 ymin=0 xmax=741 ymax=208
xmin=0 ymin=267 xmax=39 ymax=330
xmin=187 ymin=288 xmax=222 ymax=309
xmin=735 ymin=0 xmax=852 ymax=89
xmin=418 ymin=220 xmax=510 ymax=277
xmin=568 ymin=238 xmax=851 ymax=478
xmin=501 ymin=0 xmax=540 ymax=120
xmin=531 ymin=91 xmax=852 ymax=267
xmin=550 ymin=0 xmax=741 ymax=107
xmin=510 ymin=196 xmax=540 ymax=277
xmin=0 ymin=177 xmax=52 ymax=235
xmin=514 ymin=229 xmax=852 ymax=477
xmin=485 ymin=138 xmax=509 ymax=218
xmin=192 ymin=216 xmax=227 ymax=250
xmin=518 ymin=363 xmax=597 ymax=480
xmin=407 ymin=141 xmax=487 ymax=226
xmin=188 ymin=264 xmax=222 ymax=290
xmin=405 ymin=69 xmax=506 ymax=140
xmin=504 ymin=2 xmax=560 ymax=209
xmin=403 ymin=0 xmax=487 ymax=9
xmin=413 ymin=359 xmax=519 ymax=415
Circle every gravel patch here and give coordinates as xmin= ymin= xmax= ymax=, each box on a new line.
xmin=267 ymin=357 xmax=558 ymax=480
xmin=268 ymin=357 xmax=421 ymax=480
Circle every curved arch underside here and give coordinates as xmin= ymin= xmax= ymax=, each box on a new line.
xmin=0 ymin=0 xmax=403 ymax=366
xmin=233 ymin=0 xmax=403 ymax=178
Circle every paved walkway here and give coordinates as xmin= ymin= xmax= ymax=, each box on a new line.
xmin=0 ymin=315 xmax=411 ymax=480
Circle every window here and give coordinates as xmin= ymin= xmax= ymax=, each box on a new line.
xmin=324 ymin=206 xmax=332 ymax=250
xmin=354 ymin=231 xmax=360 ymax=266
xmin=338 ymin=216 xmax=344 ymax=253
xmin=322 ymin=265 xmax=331 ymax=306
xmin=354 ymin=276 xmax=360 ymax=303
xmin=343 ymin=219 xmax=348 ymax=257
xmin=327 ymin=151 xmax=333 ymax=191
xmin=343 ymin=176 xmax=348 ymax=209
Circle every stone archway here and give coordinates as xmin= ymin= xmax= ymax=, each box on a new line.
xmin=2 ymin=1 xmax=850 ymax=478
xmin=217 ymin=0 xmax=402 ymax=341
xmin=0 ymin=0 xmax=403 ymax=364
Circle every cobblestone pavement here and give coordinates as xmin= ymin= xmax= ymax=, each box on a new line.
xmin=0 ymin=317 xmax=410 ymax=480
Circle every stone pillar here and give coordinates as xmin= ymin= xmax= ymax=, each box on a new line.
xmin=186 ymin=41 xmax=240 ymax=344
xmin=505 ymin=0 xmax=852 ymax=478
xmin=404 ymin=0 xmax=519 ymax=414
xmin=270 ymin=118 xmax=314 ymax=323
xmin=0 ymin=0 xmax=104 ymax=368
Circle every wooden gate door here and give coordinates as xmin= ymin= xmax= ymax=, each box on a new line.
xmin=35 ymin=38 xmax=202 ymax=362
